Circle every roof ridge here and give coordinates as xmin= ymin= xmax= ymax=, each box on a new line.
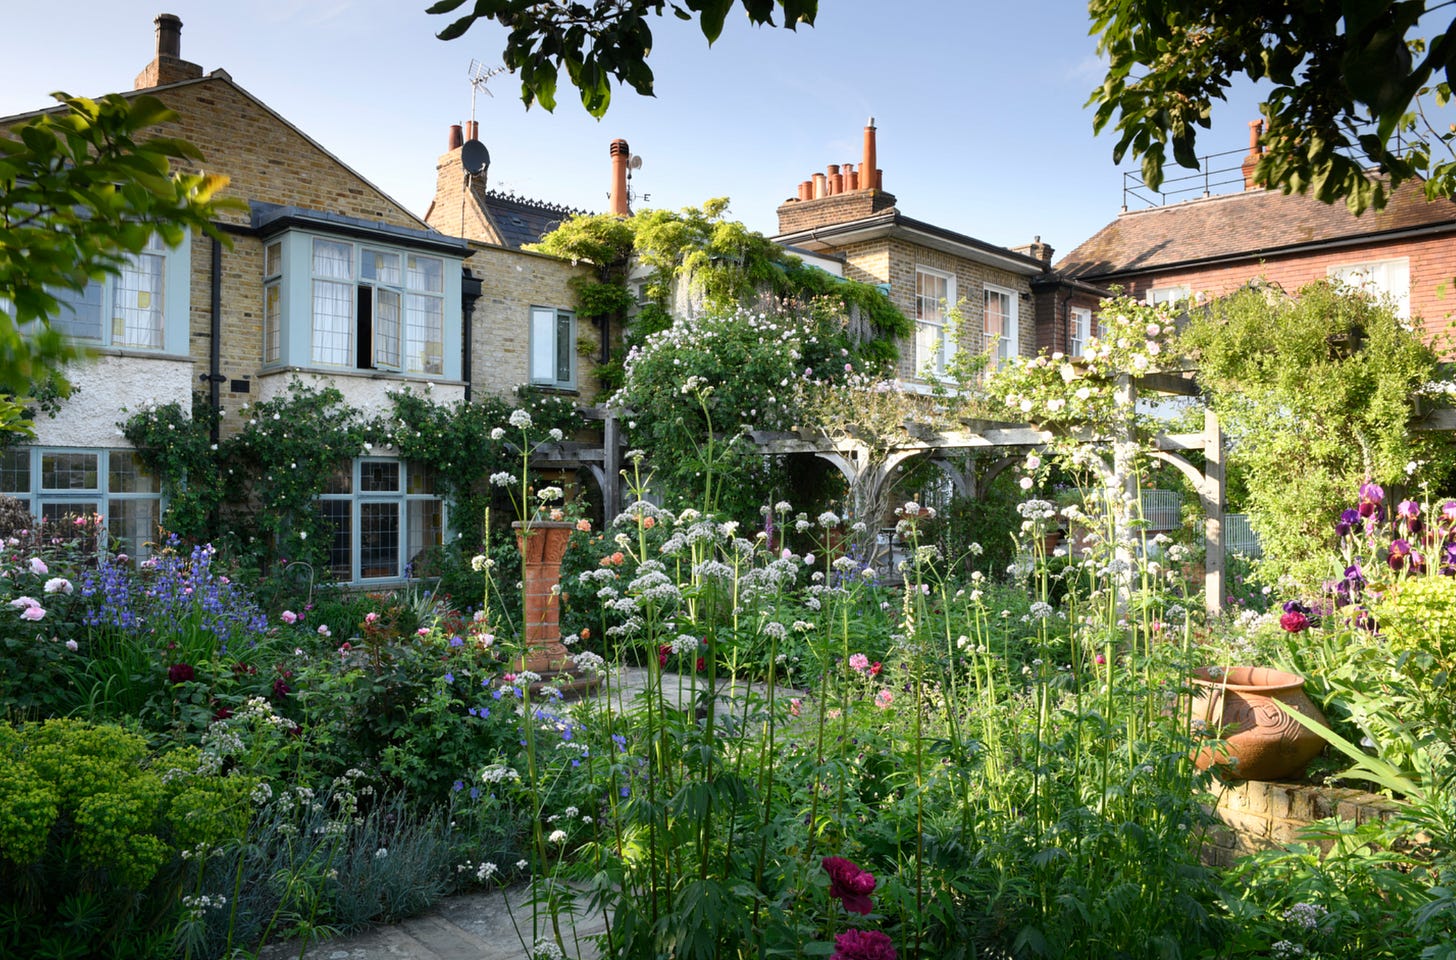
xmin=481 ymin=188 xmax=590 ymax=218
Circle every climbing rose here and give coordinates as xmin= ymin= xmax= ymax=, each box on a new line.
xmin=822 ymin=856 xmax=877 ymax=915
xmin=831 ymin=928 xmax=897 ymax=960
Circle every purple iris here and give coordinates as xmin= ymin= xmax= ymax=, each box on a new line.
xmin=1443 ymin=501 xmax=1456 ymax=523
xmin=1388 ymin=538 xmax=1412 ymax=570
xmin=1335 ymin=508 xmax=1360 ymax=537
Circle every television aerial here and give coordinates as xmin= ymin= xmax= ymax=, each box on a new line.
xmin=466 ymin=59 xmax=507 ymax=125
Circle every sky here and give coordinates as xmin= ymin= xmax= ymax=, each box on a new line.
xmin=0 ymin=1 xmax=1273 ymax=260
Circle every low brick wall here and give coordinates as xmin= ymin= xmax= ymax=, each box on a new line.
xmin=1201 ymin=779 xmax=1403 ymax=867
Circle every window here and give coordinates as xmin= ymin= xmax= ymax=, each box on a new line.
xmin=306 ymin=239 xmax=443 ymax=374
xmin=48 ymin=233 xmax=190 ymax=354
xmin=985 ymin=284 xmax=1019 ymax=366
xmin=0 ymin=447 xmax=162 ymax=558
xmin=915 ymin=268 xmax=956 ymax=378
xmin=1146 ymin=285 xmax=1190 ymax=308
xmin=1068 ymin=305 xmax=1092 ymax=357
xmin=530 ymin=306 xmax=576 ymax=389
xmin=1329 ymin=258 xmax=1410 ymax=319
xmin=261 ymin=230 xmax=460 ymax=379
xmin=318 ymin=459 xmax=445 ymax=582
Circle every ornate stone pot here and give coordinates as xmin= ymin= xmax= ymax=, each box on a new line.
xmin=1189 ymin=666 xmax=1327 ymax=781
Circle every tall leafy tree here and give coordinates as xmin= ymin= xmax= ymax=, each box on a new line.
xmin=1 ymin=93 xmax=232 ymax=423
xmin=1090 ymin=0 xmax=1456 ymax=212
xmin=426 ymin=0 xmax=817 ymax=116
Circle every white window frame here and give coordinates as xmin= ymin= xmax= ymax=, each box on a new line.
xmin=1146 ymin=284 xmax=1191 ymax=308
xmin=530 ymin=305 xmax=577 ymax=390
xmin=915 ymin=267 xmax=957 ymax=379
xmin=1068 ymin=305 xmax=1092 ymax=357
xmin=0 ymin=447 xmax=164 ymax=559
xmin=1328 ymin=257 xmax=1411 ymax=320
xmin=317 ymin=458 xmax=446 ymax=584
xmin=263 ymin=230 xmax=460 ymax=379
xmin=985 ymin=283 xmax=1019 ymax=367
xmin=48 ymin=232 xmax=191 ymax=355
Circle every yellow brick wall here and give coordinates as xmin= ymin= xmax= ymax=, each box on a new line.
xmin=465 ymin=244 xmax=597 ymax=401
xmin=128 ymin=76 xmax=588 ymax=428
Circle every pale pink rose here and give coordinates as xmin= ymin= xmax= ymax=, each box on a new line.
xmin=28 ymin=557 xmax=48 ymax=576
xmin=280 ymin=609 xmax=298 ymax=625
xmin=44 ymin=577 xmax=73 ymax=594
xmin=20 ymin=605 xmax=45 ymax=621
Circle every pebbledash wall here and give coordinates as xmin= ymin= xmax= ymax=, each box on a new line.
xmin=1202 ymin=779 xmax=1404 ymax=867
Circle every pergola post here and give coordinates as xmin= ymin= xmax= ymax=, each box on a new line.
xmin=1202 ymin=407 xmax=1226 ymax=617
xmin=603 ymin=411 xmax=622 ymax=519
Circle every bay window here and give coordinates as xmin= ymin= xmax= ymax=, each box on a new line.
xmin=256 ymin=215 xmax=464 ymax=380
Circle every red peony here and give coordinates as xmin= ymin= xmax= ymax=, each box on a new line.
xmin=822 ymin=856 xmax=877 ymax=915
xmin=831 ymin=928 xmax=897 ymax=960
xmin=1279 ymin=610 xmax=1309 ymax=633
xmin=168 ymin=662 xmax=195 ymax=684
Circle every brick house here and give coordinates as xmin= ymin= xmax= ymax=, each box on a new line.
xmin=770 ymin=121 xmax=1051 ymax=384
xmin=2 ymin=14 xmax=592 ymax=583
xmin=1041 ymin=121 xmax=1456 ymax=354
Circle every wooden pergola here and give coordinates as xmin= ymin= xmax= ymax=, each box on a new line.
xmin=537 ymin=373 xmax=1233 ymax=615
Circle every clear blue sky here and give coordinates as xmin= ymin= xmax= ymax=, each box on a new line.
xmin=1 ymin=1 xmax=1271 ymax=260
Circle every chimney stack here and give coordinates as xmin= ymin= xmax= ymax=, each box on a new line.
xmin=134 ymin=13 xmax=203 ymax=90
xmin=862 ymin=118 xmax=879 ymax=193
xmin=609 ymin=138 xmax=632 ymax=217
xmin=1241 ymin=119 xmax=1265 ymax=190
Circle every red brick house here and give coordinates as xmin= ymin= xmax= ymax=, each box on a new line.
xmin=1040 ymin=123 xmax=1456 ymax=355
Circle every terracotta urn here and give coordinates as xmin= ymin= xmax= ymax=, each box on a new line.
xmin=1189 ymin=666 xmax=1327 ymax=781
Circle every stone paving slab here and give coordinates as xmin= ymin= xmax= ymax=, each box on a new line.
xmin=257 ymin=886 xmax=605 ymax=960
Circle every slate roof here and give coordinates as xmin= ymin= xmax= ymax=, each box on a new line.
xmin=1056 ymin=179 xmax=1456 ymax=281
xmin=478 ymin=190 xmax=589 ymax=249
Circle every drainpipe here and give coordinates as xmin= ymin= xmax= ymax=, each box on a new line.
xmin=202 ymin=234 xmax=226 ymax=445
xmin=461 ymin=267 xmax=481 ymax=401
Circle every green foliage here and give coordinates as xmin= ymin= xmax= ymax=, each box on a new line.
xmin=1179 ymin=282 xmax=1450 ymax=586
xmin=225 ymin=380 xmax=368 ymax=571
xmin=427 ymin=0 xmax=817 ymax=116
xmin=377 ymin=389 xmax=516 ymax=549
xmin=120 ymin=394 xmax=222 ymax=542
xmin=1 ymin=93 xmax=236 ymax=404
xmin=1089 ymin=0 xmax=1456 ymax=212
xmin=0 ymin=720 xmax=254 ymax=959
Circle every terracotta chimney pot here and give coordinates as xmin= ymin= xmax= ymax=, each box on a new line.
xmin=861 ymin=118 xmax=878 ymax=192
xmin=1241 ymin=119 xmax=1265 ymax=190
xmin=448 ymin=124 xmax=463 ymax=150
xmin=812 ymin=172 xmax=827 ymax=199
xmin=609 ymin=138 xmax=632 ymax=217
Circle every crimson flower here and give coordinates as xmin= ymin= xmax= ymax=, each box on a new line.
xmin=823 ymin=856 xmax=877 ymax=915
xmin=1279 ymin=610 xmax=1309 ymax=633
xmin=658 ymin=644 xmax=670 ymax=667
xmin=869 ymin=661 xmax=882 ymax=676
xmin=168 ymin=663 xmax=195 ymax=684
xmin=831 ymin=929 xmax=897 ymax=960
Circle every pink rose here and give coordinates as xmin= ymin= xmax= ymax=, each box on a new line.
xmin=280 ymin=609 xmax=298 ymax=625
xmin=822 ymin=856 xmax=877 ymax=915
xmin=831 ymin=928 xmax=897 ymax=960
xmin=19 ymin=605 xmax=45 ymax=622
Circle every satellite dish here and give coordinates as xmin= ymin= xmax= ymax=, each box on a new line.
xmin=629 ymin=155 xmax=643 ymax=171
xmin=461 ymin=139 xmax=490 ymax=176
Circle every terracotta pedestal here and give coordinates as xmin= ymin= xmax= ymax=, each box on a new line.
xmin=513 ymin=521 xmax=599 ymax=698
